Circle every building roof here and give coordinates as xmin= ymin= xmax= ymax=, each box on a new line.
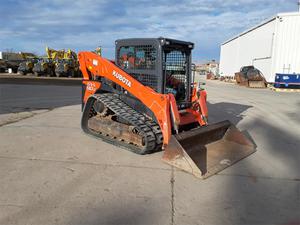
xmin=221 ymin=11 xmax=300 ymax=46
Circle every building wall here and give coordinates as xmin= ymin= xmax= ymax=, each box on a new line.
xmin=219 ymin=37 xmax=240 ymax=77
xmin=272 ymin=14 xmax=300 ymax=77
xmin=220 ymin=13 xmax=300 ymax=83
xmin=219 ymin=19 xmax=276 ymax=82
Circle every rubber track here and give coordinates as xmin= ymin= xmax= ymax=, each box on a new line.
xmin=89 ymin=93 xmax=163 ymax=154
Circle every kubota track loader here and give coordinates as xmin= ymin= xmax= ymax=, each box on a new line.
xmin=79 ymin=38 xmax=256 ymax=178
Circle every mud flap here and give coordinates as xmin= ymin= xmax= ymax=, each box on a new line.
xmin=162 ymin=120 xmax=256 ymax=179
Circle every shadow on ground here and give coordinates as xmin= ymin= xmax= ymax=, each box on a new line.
xmin=174 ymin=99 xmax=300 ymax=224
xmin=218 ymin=118 xmax=300 ymax=225
xmin=207 ymin=101 xmax=253 ymax=125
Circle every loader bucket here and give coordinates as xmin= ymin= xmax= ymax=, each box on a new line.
xmin=162 ymin=120 xmax=256 ymax=179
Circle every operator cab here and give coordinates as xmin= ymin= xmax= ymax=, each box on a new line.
xmin=115 ymin=37 xmax=194 ymax=110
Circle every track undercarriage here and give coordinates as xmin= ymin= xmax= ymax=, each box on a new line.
xmin=81 ymin=93 xmax=163 ymax=154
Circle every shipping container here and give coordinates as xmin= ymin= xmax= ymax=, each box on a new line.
xmin=219 ymin=12 xmax=300 ymax=83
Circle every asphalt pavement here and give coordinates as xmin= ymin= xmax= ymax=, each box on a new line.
xmin=0 ymin=84 xmax=81 ymax=114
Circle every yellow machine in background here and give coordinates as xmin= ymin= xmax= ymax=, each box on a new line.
xmin=0 ymin=51 xmax=36 ymax=73
xmin=17 ymin=53 xmax=38 ymax=75
xmin=46 ymin=47 xmax=65 ymax=60
xmin=18 ymin=59 xmax=38 ymax=75
xmin=46 ymin=47 xmax=80 ymax=77
xmin=30 ymin=47 xmax=57 ymax=76
xmin=32 ymin=57 xmax=55 ymax=77
xmin=20 ymin=52 xmax=37 ymax=59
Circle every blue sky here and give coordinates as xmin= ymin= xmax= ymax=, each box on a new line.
xmin=0 ymin=0 xmax=298 ymax=62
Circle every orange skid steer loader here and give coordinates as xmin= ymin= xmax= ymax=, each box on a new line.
xmin=79 ymin=38 xmax=255 ymax=178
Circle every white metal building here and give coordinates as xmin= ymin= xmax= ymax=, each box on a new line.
xmin=219 ymin=12 xmax=300 ymax=83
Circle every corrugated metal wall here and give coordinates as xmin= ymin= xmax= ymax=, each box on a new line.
xmin=219 ymin=38 xmax=240 ymax=77
xmin=273 ymin=14 xmax=300 ymax=77
xmin=219 ymin=19 xmax=276 ymax=81
xmin=238 ymin=20 xmax=275 ymax=82
xmin=219 ymin=13 xmax=300 ymax=83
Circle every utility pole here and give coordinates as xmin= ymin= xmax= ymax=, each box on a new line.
xmin=298 ymin=0 xmax=300 ymax=12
